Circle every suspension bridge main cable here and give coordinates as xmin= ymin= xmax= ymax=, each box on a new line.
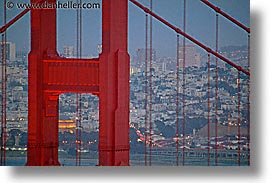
xmin=200 ymin=0 xmax=250 ymax=33
xmin=0 ymin=9 xmax=30 ymax=34
xmin=200 ymin=0 xmax=251 ymax=166
xmin=0 ymin=0 xmax=53 ymax=34
xmin=129 ymin=0 xmax=250 ymax=76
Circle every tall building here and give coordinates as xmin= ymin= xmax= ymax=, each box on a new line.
xmin=16 ymin=51 xmax=28 ymax=62
xmin=136 ymin=48 xmax=156 ymax=63
xmin=178 ymin=44 xmax=201 ymax=68
xmin=134 ymin=48 xmax=156 ymax=70
xmin=161 ymin=62 xmax=167 ymax=72
xmin=63 ymin=46 xmax=74 ymax=58
xmin=0 ymin=41 xmax=16 ymax=61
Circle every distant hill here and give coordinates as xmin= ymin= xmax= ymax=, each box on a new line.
xmin=220 ymin=45 xmax=248 ymax=52
xmin=196 ymin=123 xmax=248 ymax=137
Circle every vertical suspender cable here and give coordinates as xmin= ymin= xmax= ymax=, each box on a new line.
xmin=1 ymin=0 xmax=7 ymax=166
xmin=78 ymin=0 xmax=83 ymax=166
xmin=237 ymin=71 xmax=241 ymax=166
xmin=129 ymin=0 xmax=249 ymax=76
xmin=1 ymin=33 xmax=4 ymax=166
xmin=79 ymin=0 xmax=82 ymax=58
xmin=247 ymin=34 xmax=250 ymax=165
xmin=75 ymin=0 xmax=80 ymax=166
xmin=215 ymin=13 xmax=219 ymax=166
xmin=182 ymin=0 xmax=186 ymax=166
xmin=149 ymin=0 xmax=153 ymax=166
xmin=175 ymin=35 xmax=180 ymax=166
xmin=1 ymin=34 xmax=6 ymax=166
xmin=207 ymin=53 xmax=211 ymax=166
xmin=144 ymin=14 xmax=149 ymax=166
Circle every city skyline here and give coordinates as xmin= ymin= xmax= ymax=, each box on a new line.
xmin=0 ymin=0 xmax=250 ymax=166
xmin=0 ymin=0 xmax=249 ymax=59
xmin=0 ymin=44 xmax=250 ymax=166
xmin=3 ymin=0 xmax=275 ymax=182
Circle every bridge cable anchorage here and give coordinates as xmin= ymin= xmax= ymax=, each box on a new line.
xmin=182 ymin=0 xmax=186 ymax=166
xmin=247 ymin=34 xmax=250 ymax=165
xmin=200 ymin=0 xmax=250 ymax=33
xmin=215 ymin=12 xmax=219 ymax=166
xmin=207 ymin=52 xmax=211 ymax=166
xmin=175 ymin=34 xmax=180 ymax=166
xmin=129 ymin=0 xmax=250 ymax=76
xmin=144 ymin=13 xmax=149 ymax=166
xmin=237 ymin=71 xmax=241 ymax=166
xmin=149 ymin=0 xmax=153 ymax=166
xmin=1 ymin=0 xmax=7 ymax=166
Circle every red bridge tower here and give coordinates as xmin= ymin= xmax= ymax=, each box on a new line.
xmin=26 ymin=0 xmax=130 ymax=166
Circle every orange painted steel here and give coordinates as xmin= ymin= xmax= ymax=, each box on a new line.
xmin=26 ymin=0 xmax=130 ymax=166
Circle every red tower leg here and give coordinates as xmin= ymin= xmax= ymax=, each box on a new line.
xmin=27 ymin=0 xmax=59 ymax=166
xmin=42 ymin=93 xmax=60 ymax=165
xmin=99 ymin=0 xmax=130 ymax=166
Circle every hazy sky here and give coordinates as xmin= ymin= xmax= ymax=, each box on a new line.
xmin=0 ymin=0 xmax=250 ymax=58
